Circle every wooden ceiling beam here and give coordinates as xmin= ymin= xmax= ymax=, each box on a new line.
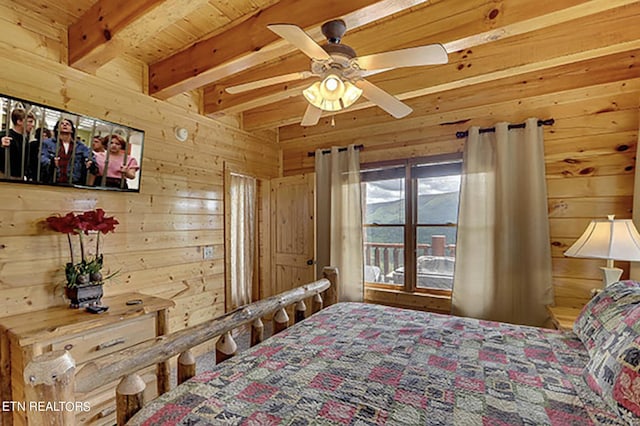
xmin=241 ymin=1 xmax=640 ymax=131
xmin=148 ymin=0 xmax=427 ymax=99
xmin=279 ymin=74 xmax=640 ymax=172
xmin=278 ymin=49 xmax=640 ymax=145
xmin=206 ymin=0 xmax=636 ymax=117
xmin=204 ymin=0 xmax=485 ymax=115
xmin=203 ymin=55 xmax=313 ymax=116
xmin=201 ymin=0 xmax=442 ymax=115
xmin=68 ymin=0 xmax=212 ymax=73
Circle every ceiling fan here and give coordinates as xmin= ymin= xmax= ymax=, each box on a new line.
xmin=225 ymin=19 xmax=448 ymax=126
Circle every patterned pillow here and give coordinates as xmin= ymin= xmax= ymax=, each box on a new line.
xmin=573 ymin=280 xmax=640 ymax=357
xmin=583 ymin=305 xmax=640 ymax=421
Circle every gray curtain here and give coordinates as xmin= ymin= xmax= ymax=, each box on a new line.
xmin=452 ymin=118 xmax=554 ymax=326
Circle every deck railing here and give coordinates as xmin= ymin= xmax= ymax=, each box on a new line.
xmin=364 ymin=236 xmax=456 ymax=281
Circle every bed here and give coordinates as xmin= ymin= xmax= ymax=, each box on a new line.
xmin=128 ymin=281 xmax=640 ymax=425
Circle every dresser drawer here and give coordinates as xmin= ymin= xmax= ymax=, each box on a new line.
xmin=75 ymin=366 xmax=157 ymax=426
xmin=0 ymin=293 xmax=173 ymax=426
xmin=49 ymin=315 xmax=156 ymax=364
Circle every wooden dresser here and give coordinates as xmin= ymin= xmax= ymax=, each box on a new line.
xmin=0 ymin=293 xmax=174 ymax=426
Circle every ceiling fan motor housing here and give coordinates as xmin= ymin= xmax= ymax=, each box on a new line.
xmin=322 ymin=43 xmax=356 ymax=59
xmin=313 ymin=43 xmax=359 ymax=80
xmin=321 ymin=19 xmax=347 ymax=43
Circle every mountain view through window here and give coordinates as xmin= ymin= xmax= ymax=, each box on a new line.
xmin=362 ymin=157 xmax=461 ymax=292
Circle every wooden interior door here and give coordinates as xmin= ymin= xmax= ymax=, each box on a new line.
xmin=268 ymin=173 xmax=315 ymax=309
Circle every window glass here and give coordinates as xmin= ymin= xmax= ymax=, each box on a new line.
xmin=362 ymin=167 xmax=404 ymax=225
xmin=362 ymin=169 xmax=405 ymax=284
xmin=416 ymin=175 xmax=461 ymax=225
xmin=364 ymin=226 xmax=404 ymax=285
xmin=362 ymin=157 xmax=461 ymax=292
xmin=416 ymin=226 xmax=456 ymax=290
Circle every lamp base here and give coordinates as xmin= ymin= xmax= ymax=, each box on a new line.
xmin=601 ymin=266 xmax=623 ymax=287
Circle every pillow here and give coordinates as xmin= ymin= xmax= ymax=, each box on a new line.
xmin=583 ymin=305 xmax=640 ymax=420
xmin=573 ymin=280 xmax=640 ymax=357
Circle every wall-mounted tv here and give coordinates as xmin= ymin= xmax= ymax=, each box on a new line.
xmin=0 ymin=94 xmax=144 ymax=192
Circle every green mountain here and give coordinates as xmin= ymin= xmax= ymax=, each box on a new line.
xmin=365 ymin=192 xmax=459 ymax=245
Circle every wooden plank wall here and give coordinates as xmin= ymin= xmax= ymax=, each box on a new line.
xmin=279 ymin=49 xmax=640 ymax=310
xmin=0 ymin=6 xmax=280 ymax=339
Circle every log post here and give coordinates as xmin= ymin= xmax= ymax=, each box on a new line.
xmin=23 ymin=350 xmax=76 ymax=426
xmin=273 ymin=307 xmax=289 ymax=334
xmin=322 ymin=266 xmax=339 ymax=306
xmin=294 ymin=300 xmax=306 ymax=323
xmin=215 ymin=331 xmax=237 ymax=363
xmin=312 ymin=292 xmax=323 ymax=314
xmin=251 ymin=318 xmax=264 ymax=346
xmin=177 ymin=349 xmax=196 ymax=385
xmin=155 ymin=309 xmax=170 ymax=395
xmin=74 ymin=279 xmax=331 ymax=395
xmin=116 ymin=373 xmax=146 ymax=426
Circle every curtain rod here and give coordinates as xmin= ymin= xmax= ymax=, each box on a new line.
xmin=307 ymin=144 xmax=364 ymax=157
xmin=455 ymin=118 xmax=555 ymax=139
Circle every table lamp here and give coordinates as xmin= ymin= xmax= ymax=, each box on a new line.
xmin=564 ymin=215 xmax=640 ymax=287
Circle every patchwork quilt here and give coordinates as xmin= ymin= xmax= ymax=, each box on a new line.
xmin=129 ymin=302 xmax=626 ymax=425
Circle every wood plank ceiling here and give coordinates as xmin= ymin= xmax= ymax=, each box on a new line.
xmin=13 ymin=0 xmax=640 ymax=133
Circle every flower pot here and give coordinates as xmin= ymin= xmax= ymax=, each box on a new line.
xmin=65 ymin=284 xmax=103 ymax=309
xmin=90 ymin=271 xmax=103 ymax=284
xmin=76 ymin=273 xmax=90 ymax=285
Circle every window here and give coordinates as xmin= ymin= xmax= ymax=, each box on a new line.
xmin=362 ymin=154 xmax=462 ymax=294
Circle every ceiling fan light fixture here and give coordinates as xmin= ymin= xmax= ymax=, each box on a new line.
xmin=319 ymin=75 xmax=344 ymax=100
xmin=230 ymin=20 xmax=447 ymax=125
xmin=303 ymin=75 xmax=363 ymax=112
xmin=341 ymin=82 xmax=363 ymax=107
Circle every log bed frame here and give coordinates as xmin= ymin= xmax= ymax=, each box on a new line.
xmin=23 ymin=267 xmax=338 ymax=425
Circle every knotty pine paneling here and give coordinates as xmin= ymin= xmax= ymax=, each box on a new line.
xmin=281 ymin=54 xmax=639 ymax=310
xmin=548 ymin=196 xmax=632 ymax=219
xmin=0 ymin=13 xmax=280 ymax=338
xmin=0 ymin=2 xmax=66 ymax=63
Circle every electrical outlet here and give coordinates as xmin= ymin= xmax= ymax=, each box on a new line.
xmin=203 ymin=246 xmax=214 ymax=259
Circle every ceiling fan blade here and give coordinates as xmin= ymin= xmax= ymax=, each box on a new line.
xmin=268 ymin=24 xmax=332 ymax=61
xmin=301 ymin=104 xmax=322 ymax=126
xmin=355 ymin=79 xmax=412 ymax=119
xmin=354 ymin=44 xmax=448 ymax=70
xmin=226 ymin=71 xmax=313 ymax=94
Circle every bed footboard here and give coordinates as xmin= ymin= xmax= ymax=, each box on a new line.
xmin=23 ymin=267 xmax=338 ymax=425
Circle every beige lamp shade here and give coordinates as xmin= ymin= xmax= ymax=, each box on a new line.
xmin=564 ymin=215 xmax=640 ymax=287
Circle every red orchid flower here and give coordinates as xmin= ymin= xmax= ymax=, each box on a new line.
xmin=78 ymin=208 xmax=119 ymax=234
xmin=45 ymin=212 xmax=81 ymax=235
